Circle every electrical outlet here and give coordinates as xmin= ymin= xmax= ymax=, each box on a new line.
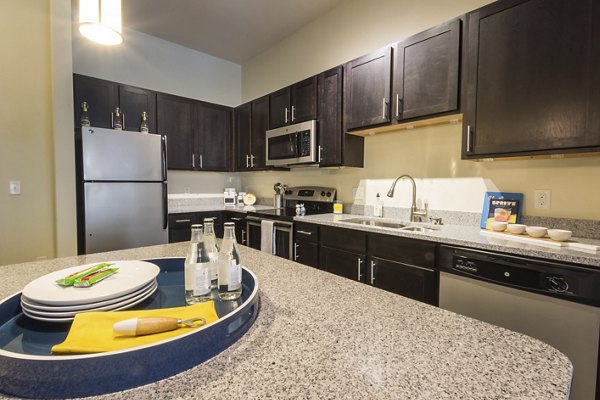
xmin=9 ymin=181 xmax=20 ymax=195
xmin=183 ymin=186 xmax=191 ymax=194
xmin=534 ymin=189 xmax=551 ymax=209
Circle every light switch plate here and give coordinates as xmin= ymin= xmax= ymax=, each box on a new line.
xmin=9 ymin=181 xmax=20 ymax=195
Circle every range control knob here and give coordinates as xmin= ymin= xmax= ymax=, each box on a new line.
xmin=548 ymin=276 xmax=569 ymax=293
xmin=326 ymin=191 xmax=332 ymax=197
xmin=285 ymin=190 xmax=292 ymax=195
xmin=321 ymin=191 xmax=326 ymax=196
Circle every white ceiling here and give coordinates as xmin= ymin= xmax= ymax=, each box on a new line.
xmin=120 ymin=0 xmax=347 ymax=64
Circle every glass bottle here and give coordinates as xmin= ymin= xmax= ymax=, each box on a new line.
xmin=80 ymin=102 xmax=91 ymax=127
xmin=113 ymin=107 xmax=123 ymax=130
xmin=184 ymin=224 xmax=212 ymax=304
xmin=140 ymin=111 xmax=149 ymax=133
xmin=203 ymin=217 xmax=219 ymax=288
xmin=218 ymin=222 xmax=242 ymax=301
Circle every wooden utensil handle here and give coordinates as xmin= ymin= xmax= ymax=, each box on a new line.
xmin=135 ymin=317 xmax=179 ymax=336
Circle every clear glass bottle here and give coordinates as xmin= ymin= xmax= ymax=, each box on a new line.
xmin=113 ymin=107 xmax=123 ymax=130
xmin=140 ymin=111 xmax=149 ymax=133
xmin=374 ymin=193 xmax=384 ymax=217
xmin=218 ymin=222 xmax=242 ymax=301
xmin=80 ymin=102 xmax=91 ymax=127
xmin=203 ymin=217 xmax=219 ymax=288
xmin=184 ymin=224 xmax=212 ymax=304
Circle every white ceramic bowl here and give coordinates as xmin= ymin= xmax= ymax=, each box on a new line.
xmin=490 ymin=221 xmax=508 ymax=232
xmin=526 ymin=226 xmax=548 ymax=238
xmin=507 ymin=223 xmax=526 ymax=234
xmin=547 ymin=229 xmax=572 ymax=242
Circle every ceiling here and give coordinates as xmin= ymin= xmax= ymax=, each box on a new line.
xmin=119 ymin=0 xmax=347 ymax=64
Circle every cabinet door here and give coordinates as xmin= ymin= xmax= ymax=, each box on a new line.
xmin=344 ymin=47 xmax=392 ymax=130
xmin=119 ymin=85 xmax=157 ymax=133
xmin=318 ymin=66 xmax=343 ymax=166
xmin=73 ymin=74 xmax=118 ymax=129
xmin=226 ymin=212 xmax=247 ymax=246
xmin=235 ymin=102 xmax=252 ymax=171
xmin=251 ymin=95 xmax=269 ymax=169
xmin=294 ymin=240 xmax=319 ymax=268
xmin=247 ymin=221 xmax=261 ymax=250
xmin=463 ymin=0 xmax=597 ymax=158
xmin=319 ymin=245 xmax=366 ymax=283
xmin=269 ymin=87 xmax=291 ymax=129
xmin=196 ymin=101 xmax=232 ymax=171
xmin=291 ymin=76 xmax=317 ymax=124
xmin=196 ymin=211 xmax=224 ymax=238
xmin=157 ymin=93 xmax=195 ymax=170
xmin=369 ymin=256 xmax=437 ymax=306
xmin=393 ymin=18 xmax=460 ymax=121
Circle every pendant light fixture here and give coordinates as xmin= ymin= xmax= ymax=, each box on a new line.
xmin=79 ymin=0 xmax=123 ymax=45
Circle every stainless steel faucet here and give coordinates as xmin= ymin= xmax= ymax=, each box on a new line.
xmin=387 ymin=175 xmax=428 ymax=222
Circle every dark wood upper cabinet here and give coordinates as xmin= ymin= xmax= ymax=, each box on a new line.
xmin=118 ymin=85 xmax=157 ymax=133
xmin=235 ymin=96 xmax=269 ymax=171
xmin=393 ymin=18 xmax=461 ymax=122
xmin=196 ymin=101 xmax=232 ymax=171
xmin=344 ymin=47 xmax=392 ymax=130
xmin=462 ymin=0 xmax=600 ymax=158
xmin=318 ymin=66 xmax=364 ymax=167
xmin=157 ymin=93 xmax=194 ymax=170
xmin=269 ymin=76 xmax=318 ymax=129
xmin=73 ymin=74 xmax=118 ymax=129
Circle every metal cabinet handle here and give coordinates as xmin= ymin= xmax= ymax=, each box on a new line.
xmin=250 ymin=154 xmax=255 ymax=168
xmin=123 ymin=112 xmax=126 ymax=130
xmin=294 ymin=242 xmax=300 ymax=260
xmin=200 ymin=154 xmax=203 ymax=168
xmin=357 ymin=258 xmax=364 ymax=281
xmin=285 ymin=107 xmax=289 ymax=124
xmin=230 ymin=217 xmax=242 ymax=221
xmin=246 ymin=154 xmax=250 ymax=168
xmin=370 ymin=261 xmax=376 ymax=284
xmin=466 ymin=125 xmax=473 ymax=153
xmin=382 ymin=98 xmax=387 ymax=119
xmin=241 ymin=229 xmax=246 ymax=245
xmin=192 ymin=153 xmax=195 ymax=168
xmin=175 ymin=219 xmax=191 ymax=223
xmin=318 ymin=145 xmax=323 ymax=163
xmin=291 ymin=105 xmax=296 ymax=122
xmin=396 ymin=93 xmax=401 ymax=118
xmin=297 ymin=230 xmax=312 ymax=235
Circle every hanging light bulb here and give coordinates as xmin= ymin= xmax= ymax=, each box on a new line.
xmin=79 ymin=0 xmax=123 ymax=45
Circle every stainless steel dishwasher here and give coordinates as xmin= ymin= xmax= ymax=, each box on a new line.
xmin=438 ymin=245 xmax=600 ymax=400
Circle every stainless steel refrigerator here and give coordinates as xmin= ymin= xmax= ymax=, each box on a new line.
xmin=76 ymin=127 xmax=168 ymax=254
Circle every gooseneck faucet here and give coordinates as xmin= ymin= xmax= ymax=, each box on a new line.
xmin=387 ymin=175 xmax=428 ymax=222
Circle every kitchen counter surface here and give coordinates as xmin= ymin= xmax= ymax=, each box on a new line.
xmin=298 ymin=213 xmax=600 ymax=267
xmin=0 ymin=243 xmax=571 ymax=400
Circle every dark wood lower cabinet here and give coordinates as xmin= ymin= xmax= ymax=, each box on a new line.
xmin=368 ymin=256 xmax=437 ymax=306
xmin=319 ymin=245 xmax=366 ymax=283
xmin=294 ymin=240 xmax=319 ymax=268
xmin=168 ymin=213 xmax=195 ymax=243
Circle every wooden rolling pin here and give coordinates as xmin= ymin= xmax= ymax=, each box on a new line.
xmin=113 ymin=317 xmax=206 ymax=336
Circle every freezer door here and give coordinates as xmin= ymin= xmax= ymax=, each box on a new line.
xmin=84 ymin=182 xmax=168 ymax=254
xmin=81 ymin=127 xmax=166 ymax=181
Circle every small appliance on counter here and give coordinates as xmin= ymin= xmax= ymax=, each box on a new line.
xmin=224 ymin=188 xmax=237 ymax=206
xmin=237 ymin=192 xmax=247 ymax=205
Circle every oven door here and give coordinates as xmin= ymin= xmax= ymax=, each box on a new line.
xmin=247 ymin=218 xmax=294 ymax=260
xmin=266 ymin=120 xmax=317 ymax=166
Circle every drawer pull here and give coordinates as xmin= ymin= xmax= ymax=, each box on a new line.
xmin=357 ymin=258 xmax=363 ymax=281
xmin=175 ymin=219 xmax=191 ymax=223
xmin=297 ymin=230 xmax=312 ymax=235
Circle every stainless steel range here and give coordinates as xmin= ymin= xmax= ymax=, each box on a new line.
xmin=246 ymin=186 xmax=336 ymax=260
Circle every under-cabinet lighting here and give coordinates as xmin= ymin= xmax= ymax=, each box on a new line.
xmin=79 ymin=0 xmax=123 ymax=45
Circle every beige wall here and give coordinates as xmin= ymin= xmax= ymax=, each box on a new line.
xmin=0 ymin=1 xmax=56 ymax=264
xmin=241 ymin=0 xmax=600 ymax=221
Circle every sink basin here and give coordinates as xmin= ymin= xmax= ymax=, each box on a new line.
xmin=340 ymin=218 xmax=407 ymax=229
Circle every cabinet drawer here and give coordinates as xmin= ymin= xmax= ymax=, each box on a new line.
xmin=320 ymin=226 xmax=367 ymax=253
xmin=168 ymin=213 xmax=196 ymax=243
xmin=368 ymin=233 xmax=435 ymax=268
xmin=295 ymin=222 xmax=319 ymax=243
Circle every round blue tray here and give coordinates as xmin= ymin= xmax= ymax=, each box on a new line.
xmin=0 ymin=258 xmax=259 ymax=399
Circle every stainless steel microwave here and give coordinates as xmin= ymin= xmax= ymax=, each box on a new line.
xmin=266 ymin=120 xmax=317 ymax=167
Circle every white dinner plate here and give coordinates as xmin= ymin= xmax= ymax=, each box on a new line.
xmin=21 ymin=282 xmax=159 ymax=323
xmin=22 ymin=261 xmax=160 ymax=306
xmin=20 ymin=279 xmax=156 ymax=312
xmin=21 ymin=281 xmax=158 ymax=317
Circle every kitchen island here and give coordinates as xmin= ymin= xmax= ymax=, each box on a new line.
xmin=0 ymin=243 xmax=571 ymax=400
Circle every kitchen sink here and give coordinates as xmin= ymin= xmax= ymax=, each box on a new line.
xmin=340 ymin=218 xmax=407 ymax=229
xmin=401 ymin=226 xmax=440 ymax=232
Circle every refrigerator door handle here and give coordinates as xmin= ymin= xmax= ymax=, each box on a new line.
xmin=162 ymin=182 xmax=168 ymax=230
xmin=161 ymin=135 xmax=168 ymax=181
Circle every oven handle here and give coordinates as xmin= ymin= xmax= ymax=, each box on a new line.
xmin=246 ymin=216 xmax=294 ymax=229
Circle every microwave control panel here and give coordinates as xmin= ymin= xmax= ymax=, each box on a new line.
xmin=299 ymin=130 xmax=311 ymax=156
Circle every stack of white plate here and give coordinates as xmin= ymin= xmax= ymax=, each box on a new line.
xmin=21 ymin=260 xmax=160 ymax=323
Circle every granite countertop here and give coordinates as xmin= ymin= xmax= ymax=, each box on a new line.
xmin=0 ymin=243 xmax=571 ymax=400
xmin=298 ymin=213 xmax=600 ymax=267
xmin=169 ymin=203 xmax=275 ymax=214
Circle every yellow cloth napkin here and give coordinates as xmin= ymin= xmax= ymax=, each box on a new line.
xmin=51 ymin=302 xmax=218 ymax=354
